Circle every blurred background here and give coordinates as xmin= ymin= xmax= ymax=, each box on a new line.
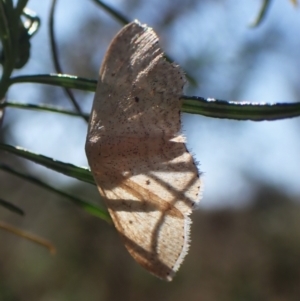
xmin=1 ymin=0 xmax=300 ymax=300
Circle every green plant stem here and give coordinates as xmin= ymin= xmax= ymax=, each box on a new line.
xmin=250 ymin=0 xmax=271 ymax=27
xmin=0 ymin=198 xmax=24 ymax=215
xmin=91 ymin=0 xmax=129 ymax=24
xmin=49 ymin=0 xmax=88 ymax=122
xmin=0 ymin=1 xmax=14 ymax=98
xmin=14 ymin=0 xmax=28 ymax=21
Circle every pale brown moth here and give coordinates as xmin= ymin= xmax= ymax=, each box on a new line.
xmin=85 ymin=20 xmax=201 ymax=281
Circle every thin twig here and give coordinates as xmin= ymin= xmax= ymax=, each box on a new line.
xmin=49 ymin=0 xmax=88 ymax=122
xmin=0 ymin=220 xmax=56 ymax=254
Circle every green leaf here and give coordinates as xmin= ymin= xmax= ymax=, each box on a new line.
xmin=0 ymin=143 xmax=94 ymax=184
xmin=9 ymin=74 xmax=97 ymax=91
xmin=181 ymin=96 xmax=300 ymax=121
xmin=0 ymin=163 xmax=111 ymax=223
xmin=1 ymin=101 xmax=89 ymax=118
xmin=9 ymin=74 xmax=300 ymax=121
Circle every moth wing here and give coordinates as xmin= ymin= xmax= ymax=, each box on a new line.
xmin=100 ymin=177 xmax=190 ymax=281
xmin=86 ymin=21 xmax=201 ymax=280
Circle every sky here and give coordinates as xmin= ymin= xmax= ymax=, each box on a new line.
xmin=5 ymin=0 xmax=300 ymax=209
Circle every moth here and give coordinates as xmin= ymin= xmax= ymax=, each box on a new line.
xmin=85 ymin=20 xmax=201 ymax=281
